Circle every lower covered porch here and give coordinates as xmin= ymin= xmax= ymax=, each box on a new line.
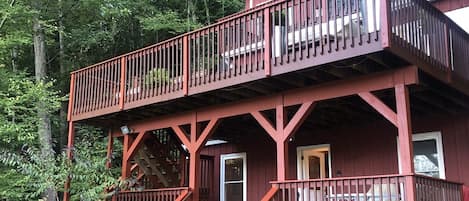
xmin=104 ymin=67 xmax=466 ymax=201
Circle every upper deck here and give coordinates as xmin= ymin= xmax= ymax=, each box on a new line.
xmin=68 ymin=0 xmax=469 ymax=123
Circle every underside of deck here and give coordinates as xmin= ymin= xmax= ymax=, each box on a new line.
xmin=77 ymin=58 xmax=469 ymax=130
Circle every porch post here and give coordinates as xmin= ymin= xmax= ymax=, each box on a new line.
xmin=251 ymin=99 xmax=315 ymax=181
xmin=188 ymin=149 xmax=201 ymax=201
xmin=121 ymin=134 xmax=133 ymax=179
xmin=63 ymin=121 xmax=75 ymax=201
xmin=275 ymin=104 xmax=289 ymax=181
xmin=172 ymin=116 xmax=220 ymax=201
xmin=106 ymin=130 xmax=113 ymax=169
xmin=395 ymin=84 xmax=416 ymax=201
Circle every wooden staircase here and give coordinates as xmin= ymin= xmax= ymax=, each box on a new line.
xmin=130 ymin=130 xmax=188 ymax=189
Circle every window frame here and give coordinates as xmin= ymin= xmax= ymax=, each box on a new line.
xmin=397 ymin=131 xmax=446 ymax=179
xmin=220 ymin=152 xmax=247 ymax=201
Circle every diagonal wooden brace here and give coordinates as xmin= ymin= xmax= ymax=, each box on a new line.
xmin=170 ymin=117 xmax=220 ymax=201
xmin=251 ymin=100 xmax=315 ymax=180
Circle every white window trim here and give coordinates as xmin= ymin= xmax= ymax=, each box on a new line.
xmin=296 ymin=144 xmax=333 ymax=179
xmin=397 ymin=131 xmax=446 ymax=179
xmin=220 ymin=152 xmax=247 ymax=201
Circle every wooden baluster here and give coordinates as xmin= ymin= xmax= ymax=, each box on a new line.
xmin=119 ymin=57 xmax=126 ymax=110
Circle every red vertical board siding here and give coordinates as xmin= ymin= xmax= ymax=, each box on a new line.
xmin=201 ymin=114 xmax=469 ymax=200
xmin=200 ymin=133 xmax=277 ymax=201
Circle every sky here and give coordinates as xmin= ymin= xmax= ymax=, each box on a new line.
xmin=445 ymin=7 xmax=469 ymax=33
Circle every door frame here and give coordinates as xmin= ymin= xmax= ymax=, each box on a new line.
xmin=220 ymin=152 xmax=247 ymax=201
xmin=296 ymin=144 xmax=332 ymax=180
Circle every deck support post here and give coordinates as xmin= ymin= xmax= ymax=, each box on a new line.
xmin=121 ymin=131 xmax=147 ymax=179
xmin=121 ymin=134 xmax=132 ymax=179
xmin=358 ymin=83 xmax=416 ymax=201
xmin=172 ymin=116 xmax=220 ymax=201
xmin=251 ymin=99 xmax=315 ymax=181
xmin=395 ymin=84 xmax=416 ymax=201
xmin=63 ymin=121 xmax=75 ymax=201
xmin=106 ymin=130 xmax=113 ymax=169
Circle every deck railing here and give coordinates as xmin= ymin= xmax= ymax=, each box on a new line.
xmin=266 ymin=174 xmax=463 ymax=201
xmin=68 ymin=0 xmax=469 ymax=121
xmin=112 ymin=187 xmax=190 ymax=201
xmin=415 ymin=175 xmax=463 ymax=201
xmin=388 ymin=0 xmax=469 ymax=80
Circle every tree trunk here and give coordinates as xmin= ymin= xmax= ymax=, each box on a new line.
xmin=203 ymin=0 xmax=210 ymax=24
xmin=58 ymin=0 xmax=68 ymax=151
xmin=32 ymin=0 xmax=56 ymax=200
xmin=11 ymin=47 xmax=17 ymax=72
xmin=187 ymin=0 xmax=197 ymax=30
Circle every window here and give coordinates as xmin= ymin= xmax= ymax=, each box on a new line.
xmin=220 ymin=153 xmax=247 ymax=201
xmin=398 ymin=132 xmax=446 ymax=179
xmin=413 ymin=132 xmax=445 ymax=179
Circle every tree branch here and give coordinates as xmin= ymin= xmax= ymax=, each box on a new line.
xmin=0 ymin=0 xmax=16 ymax=31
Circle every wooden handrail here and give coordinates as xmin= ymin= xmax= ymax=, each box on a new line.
xmin=261 ymin=186 xmax=279 ymax=201
xmin=270 ymin=174 xmax=409 ymax=184
xmin=118 ymin=187 xmax=189 ymax=193
xmin=175 ymin=189 xmax=192 ymax=201
xmin=413 ymin=174 xmax=463 ymax=185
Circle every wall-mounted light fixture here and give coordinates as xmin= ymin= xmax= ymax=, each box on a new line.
xmin=120 ymin=125 xmax=132 ymax=135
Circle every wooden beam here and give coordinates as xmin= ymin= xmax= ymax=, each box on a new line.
xmin=121 ymin=134 xmax=132 ymax=178
xmin=283 ymin=101 xmax=315 ymax=140
xmin=251 ymin=100 xmax=315 ymax=181
xmin=395 ymin=84 xmax=416 ymax=201
xmin=261 ymin=186 xmax=279 ymax=201
xmin=130 ymin=163 xmax=138 ymax=172
xmin=130 ymin=66 xmax=419 ymax=133
xmin=171 ymin=125 xmax=191 ymax=149
xmin=250 ymin=111 xmax=277 ymax=138
xmin=170 ymin=116 xmax=220 ymax=201
xmin=106 ymin=130 xmax=113 ymax=169
xmin=124 ymin=132 xmax=146 ymax=162
xmin=395 ymin=84 xmax=415 ymax=173
xmin=282 ymin=66 xmax=418 ymax=106
xmin=175 ymin=189 xmax=191 ymax=201
xmin=64 ymin=121 xmax=75 ymax=201
xmin=358 ymin=92 xmax=398 ymax=126
xmin=195 ymin=118 xmax=220 ymax=149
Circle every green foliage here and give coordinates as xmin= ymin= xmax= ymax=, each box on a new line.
xmin=144 ymin=68 xmax=171 ymax=86
xmin=0 ymin=134 xmax=120 ymax=201
xmin=139 ymin=11 xmax=201 ymax=34
xmin=68 ymin=127 xmax=120 ymax=201
xmin=0 ymin=69 xmax=64 ymax=148
xmin=0 ymin=167 xmax=34 ymax=200
xmin=0 ymin=0 xmax=245 ymax=200
xmin=0 ymin=147 xmax=68 ymax=200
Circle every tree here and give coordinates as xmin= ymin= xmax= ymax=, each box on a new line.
xmin=0 ymin=0 xmax=245 ymax=200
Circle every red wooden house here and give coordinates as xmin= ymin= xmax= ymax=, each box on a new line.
xmin=64 ymin=0 xmax=469 ymax=200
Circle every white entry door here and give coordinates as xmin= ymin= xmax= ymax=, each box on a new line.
xmin=297 ymin=145 xmax=331 ymax=201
